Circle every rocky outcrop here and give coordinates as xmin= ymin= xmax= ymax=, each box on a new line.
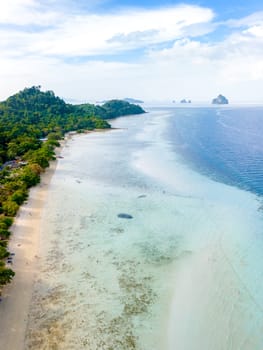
xmin=212 ymin=94 xmax=229 ymax=104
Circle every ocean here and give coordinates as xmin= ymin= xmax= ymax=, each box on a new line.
xmin=167 ymin=106 xmax=263 ymax=196
xmin=26 ymin=106 xmax=263 ymax=349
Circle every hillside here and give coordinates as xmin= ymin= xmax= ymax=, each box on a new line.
xmin=77 ymin=99 xmax=145 ymax=119
xmin=0 ymin=86 xmax=110 ymax=165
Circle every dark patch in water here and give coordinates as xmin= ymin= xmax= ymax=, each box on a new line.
xmin=137 ymin=194 xmax=147 ymax=199
xmin=118 ymin=213 xmax=133 ymax=219
xmin=136 ymin=236 xmax=182 ymax=265
xmin=110 ymin=227 xmax=125 ymax=234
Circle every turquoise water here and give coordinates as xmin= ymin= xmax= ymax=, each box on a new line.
xmin=26 ymin=108 xmax=263 ymax=349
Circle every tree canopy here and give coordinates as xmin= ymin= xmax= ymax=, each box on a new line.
xmin=77 ymin=99 xmax=145 ymax=120
xmin=0 ymin=86 xmax=111 ymax=164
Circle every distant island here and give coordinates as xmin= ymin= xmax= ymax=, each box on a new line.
xmin=0 ymin=86 xmax=145 ymax=289
xmin=99 ymin=98 xmax=144 ymax=104
xmin=212 ymin=94 xmax=229 ymax=104
xmin=124 ymin=98 xmax=144 ymax=104
xmin=172 ymin=99 xmax=191 ymax=104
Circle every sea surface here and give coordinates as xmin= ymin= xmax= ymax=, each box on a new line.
xmin=26 ymin=106 xmax=263 ymax=350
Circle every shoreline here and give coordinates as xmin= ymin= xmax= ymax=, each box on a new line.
xmin=0 ymin=140 xmax=65 ymax=350
xmin=0 ymin=110 xmax=261 ymax=349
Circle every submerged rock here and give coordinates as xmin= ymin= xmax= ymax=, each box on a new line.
xmin=117 ymin=213 xmax=133 ymax=219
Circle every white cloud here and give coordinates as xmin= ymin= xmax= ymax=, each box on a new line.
xmin=0 ymin=55 xmax=141 ymax=101
xmin=0 ymin=2 xmax=263 ymax=102
xmin=142 ymin=19 xmax=263 ymax=101
xmin=245 ymin=24 xmax=263 ymax=38
xmin=0 ymin=0 xmax=59 ymax=26
xmin=0 ymin=4 xmax=214 ymax=57
xmin=227 ymin=11 xmax=263 ymax=28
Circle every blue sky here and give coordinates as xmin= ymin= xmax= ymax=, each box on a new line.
xmin=98 ymin=0 xmax=262 ymax=17
xmin=0 ymin=0 xmax=263 ymax=102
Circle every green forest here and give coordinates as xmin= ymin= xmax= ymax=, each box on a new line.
xmin=0 ymin=86 xmax=145 ymax=289
xmin=77 ymin=99 xmax=145 ymax=119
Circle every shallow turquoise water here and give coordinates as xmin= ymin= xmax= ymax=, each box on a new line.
xmin=26 ymin=109 xmax=263 ymax=349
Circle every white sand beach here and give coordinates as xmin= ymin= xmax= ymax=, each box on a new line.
xmin=0 ymin=149 xmax=63 ymax=350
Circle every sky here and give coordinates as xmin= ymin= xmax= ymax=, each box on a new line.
xmin=0 ymin=0 xmax=263 ymax=103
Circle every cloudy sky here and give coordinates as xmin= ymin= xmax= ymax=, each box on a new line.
xmin=1 ymin=0 xmax=263 ymax=103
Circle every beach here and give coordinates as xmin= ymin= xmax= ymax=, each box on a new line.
xmin=0 ymin=144 xmax=64 ymax=350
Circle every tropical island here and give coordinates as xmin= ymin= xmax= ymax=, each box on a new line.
xmin=0 ymin=86 xmax=145 ymax=289
xmin=212 ymin=94 xmax=229 ymax=104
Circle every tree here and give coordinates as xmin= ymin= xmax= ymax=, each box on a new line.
xmin=10 ymin=189 xmax=28 ymax=205
xmin=0 ymin=267 xmax=15 ymax=285
xmin=18 ymin=166 xmax=41 ymax=187
xmin=0 ymin=216 xmax=13 ymax=228
xmin=0 ymin=246 xmax=9 ymax=259
xmin=2 ymin=200 xmax=19 ymax=216
xmin=0 ymin=228 xmax=10 ymax=240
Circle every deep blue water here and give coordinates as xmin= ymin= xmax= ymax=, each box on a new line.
xmin=166 ymin=107 xmax=263 ymax=196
